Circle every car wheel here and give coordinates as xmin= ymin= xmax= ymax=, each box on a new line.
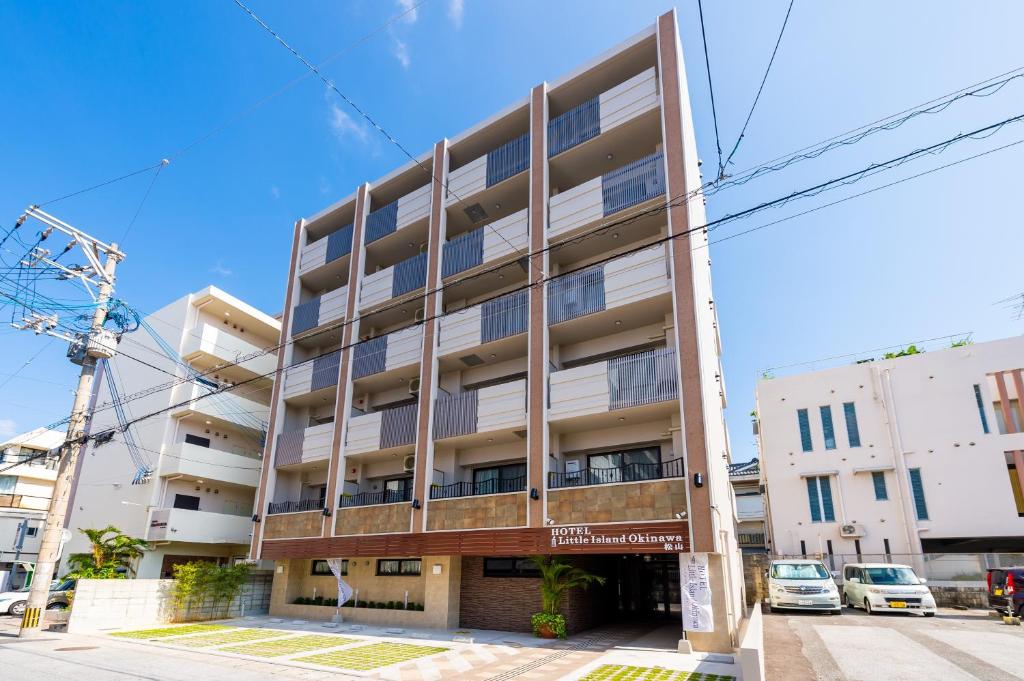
xmin=923 ymin=612 xmax=935 ymax=618
xmin=829 ymin=609 xmax=842 ymax=616
xmin=842 ymin=592 xmax=850 ymax=607
xmin=864 ymin=598 xmax=875 ymax=615
xmin=9 ymin=601 xmax=27 ymax=617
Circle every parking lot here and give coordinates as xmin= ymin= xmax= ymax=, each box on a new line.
xmin=764 ymin=606 xmax=1024 ymax=681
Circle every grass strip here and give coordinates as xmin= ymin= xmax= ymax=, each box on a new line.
xmin=221 ymin=634 xmax=358 ymax=658
xmin=110 ymin=624 xmax=231 ymax=639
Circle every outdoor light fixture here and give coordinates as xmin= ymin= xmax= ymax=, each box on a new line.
xmin=322 ymin=507 xmax=332 ymax=517
xmin=530 ymin=488 xmax=539 ymax=500
xmin=412 ymin=499 xmax=421 ymax=509
xmin=693 ymin=472 xmax=704 ymax=488
xmin=545 ymin=518 xmax=555 ymax=526
xmin=674 ymin=511 xmax=687 ymax=520
xmin=252 ymin=514 xmax=261 ymax=523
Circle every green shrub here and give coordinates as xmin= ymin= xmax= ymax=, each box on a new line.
xmin=293 ymin=597 xmax=307 ymax=605
xmin=531 ymin=613 xmax=567 ymax=639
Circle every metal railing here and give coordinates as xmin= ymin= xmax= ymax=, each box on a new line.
xmin=291 ymin=297 xmax=321 ymax=336
xmin=366 ymin=200 xmax=399 ymax=243
xmin=601 ymin=151 xmax=665 ymax=216
xmin=267 ymin=498 xmax=324 ymax=514
xmin=442 ymin=226 xmax=484 ymax=278
xmin=352 ymin=335 xmax=387 ymax=379
xmin=486 ymin=132 xmax=530 ymax=187
xmin=548 ymin=96 xmax=600 ymax=157
xmin=429 ymin=475 xmax=527 ymax=500
xmin=547 ymin=265 xmax=605 ymax=324
xmin=340 ymin=487 xmax=412 ymax=508
xmin=310 ymin=350 xmax=341 ymax=391
xmin=274 ymin=430 xmax=306 ymax=467
xmin=392 ymin=251 xmax=428 ymax=297
xmin=607 ymin=348 xmax=678 ymax=409
xmin=325 ymin=223 xmax=354 ymax=263
xmin=380 ymin=402 xmax=418 ymax=449
xmin=481 ymin=289 xmax=528 ymax=342
xmin=434 ymin=389 xmax=479 ymax=440
xmin=738 ymin=532 xmax=767 ymax=546
xmin=548 ymin=457 xmax=684 ymax=489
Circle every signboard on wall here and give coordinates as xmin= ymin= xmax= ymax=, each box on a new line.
xmin=548 ymin=525 xmax=687 ymax=552
xmin=681 ymin=553 xmax=714 ymax=632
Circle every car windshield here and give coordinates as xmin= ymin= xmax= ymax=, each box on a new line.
xmin=771 ymin=563 xmax=830 ymax=580
xmin=864 ymin=567 xmax=920 ymax=585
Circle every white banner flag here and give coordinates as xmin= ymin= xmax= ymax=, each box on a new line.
xmin=681 ymin=553 xmax=714 ymax=632
xmin=326 ymin=559 xmax=353 ymax=605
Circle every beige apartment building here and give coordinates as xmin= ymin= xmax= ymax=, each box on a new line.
xmin=63 ymin=286 xmax=280 ymax=579
xmin=251 ymin=11 xmax=745 ymax=651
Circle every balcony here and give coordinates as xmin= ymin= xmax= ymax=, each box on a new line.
xmin=548 ymin=151 xmax=665 ymax=243
xmin=160 ymin=442 xmax=261 ymax=487
xmin=442 ymin=208 xmax=528 ymax=279
xmin=282 ymin=350 xmax=340 ymax=404
xmin=360 ymin=252 xmax=428 ymax=310
xmin=267 ymin=498 xmax=325 ymax=514
xmin=429 ymin=475 xmax=526 ymax=500
xmin=548 ymin=457 xmax=684 ymax=489
xmin=548 ymin=67 xmax=659 ymax=158
xmin=736 ymin=495 xmax=765 ymax=520
xmin=344 ymin=403 xmax=418 ymax=456
xmin=262 ymin=500 xmax=324 ymax=540
xmin=437 ymin=289 xmax=528 ymax=360
xmin=433 ymin=379 xmax=526 ymax=443
xmin=426 ymin=487 xmax=527 ymax=531
xmin=273 ymin=422 xmax=334 ymax=468
xmin=446 ymin=133 xmax=530 ymax=205
xmin=299 ymin=223 xmax=353 ymax=277
xmin=182 ymin=323 xmax=277 ymax=378
xmin=171 ymin=384 xmax=269 ymax=435
xmin=147 ymin=508 xmax=252 ymax=545
xmin=548 ymin=476 xmax=686 ymax=525
xmin=738 ymin=532 xmax=767 ymax=548
xmin=364 ymin=185 xmax=431 ymax=245
xmin=290 ymin=287 xmax=347 ymax=340
xmin=549 ymin=348 xmax=679 ymax=425
xmin=339 ymin=487 xmax=411 ymax=508
xmin=351 ymin=326 xmax=422 ymax=381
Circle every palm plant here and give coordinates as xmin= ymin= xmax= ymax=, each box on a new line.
xmin=67 ymin=525 xmax=149 ymax=579
xmin=528 ymin=555 xmax=605 ymax=638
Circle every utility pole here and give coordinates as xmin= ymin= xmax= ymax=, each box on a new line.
xmin=14 ymin=207 xmax=124 ymax=637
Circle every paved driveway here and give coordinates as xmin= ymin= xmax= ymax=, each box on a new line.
xmin=764 ymin=606 xmax=1024 ymax=681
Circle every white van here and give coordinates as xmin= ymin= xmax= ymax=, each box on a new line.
xmin=842 ymin=563 xmax=936 ymax=616
xmin=766 ymin=559 xmax=841 ymax=614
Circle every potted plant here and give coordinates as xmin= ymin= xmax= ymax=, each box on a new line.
xmin=528 ymin=555 xmax=605 ymax=639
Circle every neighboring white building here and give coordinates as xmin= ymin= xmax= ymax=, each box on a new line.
xmin=0 ymin=427 xmax=64 ymax=588
xmin=728 ymin=458 xmax=766 ymax=553
xmin=757 ymin=335 xmax=1024 ymax=566
xmin=63 ymin=286 xmax=280 ymax=578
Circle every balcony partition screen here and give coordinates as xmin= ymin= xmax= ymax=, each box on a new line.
xmin=274 ymin=430 xmax=306 ymax=467
xmin=434 ymin=389 xmax=478 ymax=440
xmin=486 ymin=132 xmax=530 ymax=187
xmin=601 ymin=151 xmax=665 ymax=216
xmin=365 ymin=200 xmax=399 ymax=243
xmin=291 ymin=297 xmax=321 ymax=336
xmin=352 ymin=335 xmax=388 ymax=379
xmin=392 ymin=252 xmax=428 ymax=297
xmin=442 ymin=227 xmax=484 ymax=278
xmin=547 ymin=266 xmax=605 ymax=324
xmin=607 ymin=348 xmax=678 ymax=409
xmin=481 ymin=289 xmax=528 ymax=342
xmin=548 ymin=96 xmax=600 ymax=157
xmin=310 ymin=350 xmax=341 ymax=391
xmin=380 ymin=402 xmax=418 ymax=449
xmin=325 ymin=223 xmax=354 ymax=263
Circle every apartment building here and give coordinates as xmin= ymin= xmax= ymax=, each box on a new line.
xmin=757 ymin=335 xmax=1024 ymax=565
xmin=0 ymin=427 xmax=63 ymax=588
xmin=728 ymin=459 xmax=766 ymax=554
xmin=251 ymin=11 xmax=743 ymax=652
xmin=63 ymin=286 xmax=280 ymax=578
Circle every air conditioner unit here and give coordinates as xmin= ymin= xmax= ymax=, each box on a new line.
xmin=840 ymin=524 xmax=865 ymax=538
xmin=408 ymin=378 xmax=421 ymax=395
xmin=402 ymin=455 xmax=416 ymax=472
xmin=414 ymin=308 xmax=426 ymax=322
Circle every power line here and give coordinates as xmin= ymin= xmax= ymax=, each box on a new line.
xmin=0 ymin=338 xmax=56 ymax=393
xmin=119 ymin=160 xmax=168 ymax=245
xmin=696 ymin=0 xmax=724 ymax=179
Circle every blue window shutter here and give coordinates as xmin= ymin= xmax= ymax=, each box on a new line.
xmin=806 ymin=477 xmax=821 ymax=522
xmin=819 ymin=476 xmax=835 ymax=522
xmin=797 ymin=409 xmax=812 ymax=452
xmin=974 ymin=385 xmax=990 ymax=434
xmin=909 ymin=468 xmax=929 ymax=520
xmin=871 ymin=471 xmax=888 ymax=500
xmin=844 ymin=402 xmax=861 ymax=447
xmin=820 ymin=405 xmax=836 ymax=450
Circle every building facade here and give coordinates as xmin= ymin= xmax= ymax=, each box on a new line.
xmin=757 ymin=336 xmax=1024 ymax=569
xmin=63 ymin=286 xmax=280 ymax=578
xmin=251 ymin=11 xmax=744 ymax=651
xmin=728 ymin=459 xmax=766 ymax=554
xmin=0 ymin=427 xmax=63 ymax=589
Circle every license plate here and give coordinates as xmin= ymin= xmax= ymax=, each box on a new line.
xmin=889 ymin=601 xmax=907 ymax=608
xmin=994 ymin=588 xmax=1003 ymax=596
xmin=798 ymin=599 xmax=813 ymax=606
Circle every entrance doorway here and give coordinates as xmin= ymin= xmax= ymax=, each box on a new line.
xmin=617 ymin=554 xmax=681 ymax=620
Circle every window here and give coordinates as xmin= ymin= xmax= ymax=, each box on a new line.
xmin=376 ymin=559 xmax=421 ymax=576
xmin=797 ymin=409 xmax=813 ymax=452
xmin=472 ymin=463 xmax=526 ymax=494
xmin=0 ymin=475 xmax=15 ymax=495
xmin=173 ymin=494 xmax=200 ymax=511
xmin=854 ymin=539 xmax=862 ymax=558
xmin=184 ymin=434 xmax=211 ymax=448
xmin=586 ymin=447 xmax=662 ymax=483
xmin=871 ymin=471 xmax=888 ymax=500
xmin=483 ymin=557 xmax=541 ymax=578
xmin=1007 ymin=462 xmax=1024 ymax=517
xmin=843 ymin=402 xmax=861 ymax=447
xmin=311 ymin=559 xmax=346 ymax=576
xmin=25 ymin=526 xmax=38 ymax=537
xmin=383 ymin=477 xmax=413 ymax=502
xmin=805 ymin=476 xmax=835 ymax=522
xmin=994 ymin=399 xmax=1023 ymax=434
xmin=820 ymin=406 xmax=836 ymax=450
xmin=799 ymin=540 xmax=807 ymax=556
xmin=974 ymin=385 xmax=990 ymax=434
xmin=883 ymin=538 xmax=891 ymax=560
xmin=908 ymin=468 xmax=929 ymax=520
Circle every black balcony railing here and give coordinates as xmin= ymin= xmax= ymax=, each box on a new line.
xmin=429 ymin=475 xmax=527 ymax=500
xmin=340 ymin=487 xmax=412 ymax=508
xmin=548 ymin=96 xmax=600 ymax=157
xmin=738 ymin=532 xmax=766 ymax=546
xmin=548 ymin=457 xmax=684 ymax=489
xmin=392 ymin=251 xmax=428 ymax=298
xmin=442 ymin=226 xmax=485 ymax=279
xmin=267 ymin=498 xmax=324 ymax=514
xmin=291 ymin=297 xmax=321 ymax=336
xmin=486 ymin=133 xmax=530 ymax=188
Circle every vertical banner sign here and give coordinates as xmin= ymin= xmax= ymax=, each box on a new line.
xmin=681 ymin=553 xmax=714 ymax=632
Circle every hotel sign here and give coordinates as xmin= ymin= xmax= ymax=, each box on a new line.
xmin=549 ymin=525 xmax=688 ymax=552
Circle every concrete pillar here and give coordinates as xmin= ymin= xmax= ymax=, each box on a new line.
xmin=422 ymin=555 xmax=461 ymax=629
xmin=681 ymin=552 xmax=735 ymax=654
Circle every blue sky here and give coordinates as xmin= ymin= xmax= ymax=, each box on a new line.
xmin=1 ymin=1 xmax=1022 ymax=462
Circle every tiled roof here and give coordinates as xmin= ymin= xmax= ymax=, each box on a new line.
xmin=728 ymin=458 xmax=759 ymax=477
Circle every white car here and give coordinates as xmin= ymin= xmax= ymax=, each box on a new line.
xmin=842 ymin=563 xmax=936 ymax=616
xmin=767 ymin=559 xmax=842 ymax=614
xmin=0 ymin=579 xmax=75 ymax=617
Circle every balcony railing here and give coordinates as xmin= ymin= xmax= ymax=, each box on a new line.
xmin=275 ymin=430 xmax=307 ymax=467
xmin=549 ymin=96 xmax=600 ymax=157
xmin=310 ymin=350 xmax=341 ymax=391
xmin=291 ymin=298 xmax=321 ymax=336
xmin=608 ymin=348 xmax=679 ymax=409
xmin=326 ymin=223 xmax=354 ymax=262
xmin=601 ymin=151 xmax=665 ymax=216
xmin=267 ymin=498 xmax=325 ymax=515
xmin=380 ymin=402 xmax=418 ymax=449
xmin=442 ymin=227 xmax=485 ymax=278
xmin=486 ymin=132 xmax=530 ymax=187
xmin=392 ymin=251 xmax=428 ymax=298
xmin=429 ymin=475 xmax=527 ymax=500
xmin=352 ymin=335 xmax=387 ymax=379
xmin=340 ymin=487 xmax=412 ymax=508
xmin=548 ymin=457 xmax=684 ymax=489
xmin=482 ymin=289 xmax=528 ymax=343
xmin=738 ymin=532 xmax=766 ymax=546
xmin=434 ymin=390 xmax=478 ymax=440
xmin=547 ymin=266 xmax=605 ymax=324
xmin=365 ymin=200 xmax=399 ymax=244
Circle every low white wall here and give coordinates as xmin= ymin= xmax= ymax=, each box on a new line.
xmin=68 ymin=579 xmax=176 ymax=633
xmin=737 ymin=605 xmax=765 ymax=681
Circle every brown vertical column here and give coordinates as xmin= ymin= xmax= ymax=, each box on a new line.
xmin=657 ymin=10 xmax=713 ymax=552
xmin=994 ymin=371 xmax=1017 ymax=434
xmin=324 ymin=184 xmax=370 ymax=537
xmin=527 ymin=84 xmax=549 ymax=528
xmin=250 ymin=220 xmax=303 ymax=559
xmin=411 ymin=141 xmax=448 ymax=532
